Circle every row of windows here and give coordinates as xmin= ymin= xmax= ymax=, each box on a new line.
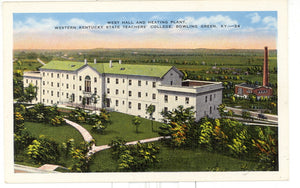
xmin=112 ymin=99 xmax=156 ymax=112
xmin=205 ymin=94 xmax=216 ymax=102
xmin=43 ymin=72 xmax=98 ymax=83
xmin=164 ymin=95 xmax=190 ymax=104
xmin=107 ymin=78 xmax=156 ymax=88
xmin=25 ymin=79 xmax=39 ymax=85
xmin=257 ymin=90 xmax=269 ymax=94
xmin=43 ymin=88 xmax=97 ymax=96
xmin=107 ymin=89 xmax=157 ymax=99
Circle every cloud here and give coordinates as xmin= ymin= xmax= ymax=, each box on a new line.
xmin=262 ymin=16 xmax=277 ymax=29
xmin=67 ymin=18 xmax=95 ymax=26
xmin=184 ymin=15 xmax=238 ymax=25
xmin=14 ymin=17 xmax=59 ymax=34
xmin=247 ymin=13 xmax=261 ymax=23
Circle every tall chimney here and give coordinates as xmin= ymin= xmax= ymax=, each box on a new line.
xmin=109 ymin=60 xmax=112 ymax=68
xmin=119 ymin=59 xmax=122 ymax=64
xmin=84 ymin=59 xmax=87 ymax=65
xmin=263 ymin=46 xmax=269 ymax=86
xmin=94 ymin=59 xmax=97 ymax=64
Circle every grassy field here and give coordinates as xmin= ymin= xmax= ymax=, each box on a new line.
xmin=81 ymin=112 xmax=162 ymax=146
xmin=24 ymin=122 xmax=84 ymax=144
xmin=89 ymin=142 xmax=262 ymax=172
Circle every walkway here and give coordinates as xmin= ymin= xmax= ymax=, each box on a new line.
xmin=92 ymin=136 xmax=168 ymax=153
xmin=37 ymin=58 xmax=46 ymax=65
xmin=65 ymin=119 xmax=93 ymax=143
xmin=64 ymin=118 xmax=167 ymax=156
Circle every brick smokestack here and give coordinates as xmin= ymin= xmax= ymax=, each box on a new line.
xmin=263 ymin=46 xmax=269 ymax=86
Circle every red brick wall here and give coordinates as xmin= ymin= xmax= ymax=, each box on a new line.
xmin=235 ymin=86 xmax=253 ymax=96
xmin=253 ymin=87 xmax=273 ymax=96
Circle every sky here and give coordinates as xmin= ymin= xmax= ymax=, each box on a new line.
xmin=13 ymin=11 xmax=277 ymax=50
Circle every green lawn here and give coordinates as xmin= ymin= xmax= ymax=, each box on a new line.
xmin=81 ymin=112 xmax=162 ymax=146
xmin=89 ymin=142 xmax=262 ymax=172
xmin=24 ymin=122 xmax=84 ymax=144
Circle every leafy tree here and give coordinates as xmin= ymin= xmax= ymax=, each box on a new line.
xmin=109 ymin=139 xmax=160 ymax=172
xmin=23 ymin=83 xmax=38 ymax=103
xmin=242 ymin=111 xmax=251 ymax=120
xmin=146 ymin=104 xmax=155 ymax=132
xmin=132 ymin=116 xmax=142 ymax=133
xmin=199 ymin=121 xmax=214 ymax=151
xmin=217 ymin=104 xmax=226 ymax=117
xmin=252 ymin=127 xmax=278 ymax=170
xmin=26 ymin=135 xmax=60 ymax=164
xmin=50 ymin=115 xmax=66 ymax=126
xmin=227 ymin=129 xmax=249 ymax=157
xmin=159 ymin=105 xmax=195 ymax=147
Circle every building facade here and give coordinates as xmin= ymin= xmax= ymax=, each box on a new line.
xmin=23 ymin=60 xmax=223 ymax=121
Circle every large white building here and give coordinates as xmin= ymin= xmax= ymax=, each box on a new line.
xmin=23 ymin=59 xmax=223 ymax=121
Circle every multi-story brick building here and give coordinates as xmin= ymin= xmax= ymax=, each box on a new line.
xmin=23 ymin=59 xmax=223 ymax=121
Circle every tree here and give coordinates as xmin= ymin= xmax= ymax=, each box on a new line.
xmin=26 ymin=135 xmax=60 ymax=164
xmin=252 ymin=127 xmax=278 ymax=170
xmin=132 ymin=116 xmax=142 ymax=133
xmin=23 ymin=83 xmax=38 ymax=103
xmin=159 ymin=106 xmax=195 ymax=147
xmin=146 ymin=104 xmax=155 ymax=132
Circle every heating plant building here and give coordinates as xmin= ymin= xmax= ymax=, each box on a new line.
xmin=23 ymin=59 xmax=223 ymax=121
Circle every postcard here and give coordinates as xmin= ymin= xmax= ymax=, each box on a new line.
xmin=2 ymin=0 xmax=288 ymax=183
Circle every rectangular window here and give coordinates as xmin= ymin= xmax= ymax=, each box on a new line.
xmin=62 ymin=74 xmax=64 ymax=78
xmin=94 ymin=88 xmax=97 ymax=94
xmin=122 ymin=90 xmax=125 ymax=94
xmin=205 ymin=96 xmax=207 ymax=102
xmin=129 ymin=79 xmax=132 ymax=85
xmin=36 ymin=80 xmax=38 ymax=85
xmin=210 ymin=106 xmax=212 ymax=114
xmin=164 ymin=107 xmax=168 ymax=112
xmin=57 ymin=92 xmax=59 ymax=97
xmin=116 ymin=89 xmax=119 ymax=95
xmin=116 ymin=100 xmax=119 ymax=107
xmin=73 ymin=84 xmax=75 ymax=89
xmin=51 ymin=91 xmax=53 ymax=96
xmin=146 ymin=81 xmax=148 ymax=85
xmin=185 ymin=97 xmax=189 ymax=104
xmin=66 ymin=74 xmax=69 ymax=79
xmin=43 ymin=81 xmax=45 ymax=85
xmin=43 ymin=72 xmax=45 ymax=76
xmin=138 ymin=80 xmax=141 ymax=86
xmin=138 ymin=103 xmax=141 ymax=110
xmin=79 ymin=76 xmax=82 ymax=81
xmin=57 ymin=73 xmax=59 ymax=78
xmin=51 ymin=82 xmax=53 ymax=87
xmin=51 ymin=73 xmax=53 ymax=78
xmin=164 ymin=95 xmax=168 ymax=103
xmin=73 ymin=75 xmax=75 ymax=80
xmin=66 ymin=84 xmax=69 ymax=89
xmin=210 ymin=95 xmax=212 ymax=101
xmin=145 ymin=92 xmax=148 ymax=97
xmin=107 ymin=78 xmax=110 ymax=83
xmin=57 ymin=83 xmax=59 ymax=87
xmin=66 ymin=93 xmax=69 ymax=98
xmin=138 ymin=92 xmax=141 ymax=98
xmin=79 ymin=96 xmax=82 ymax=101
xmin=116 ymin=78 xmax=119 ymax=84
xmin=152 ymin=82 xmax=156 ymax=88
xmin=123 ymin=79 xmax=125 ymax=83
xmin=107 ymin=88 xmax=110 ymax=94
xmin=214 ymin=94 xmax=216 ymax=98
xmin=79 ymin=86 xmax=82 ymax=91
xmin=122 ymin=101 xmax=125 ymax=105
xmin=43 ymin=90 xmax=45 ymax=95
xmin=129 ymin=91 xmax=132 ymax=97
xmin=94 ymin=77 xmax=97 ymax=83
xmin=152 ymin=93 xmax=156 ymax=100
xmin=129 ymin=102 xmax=132 ymax=109
xmin=26 ymin=79 xmax=28 ymax=83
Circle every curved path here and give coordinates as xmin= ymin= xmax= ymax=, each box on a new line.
xmin=64 ymin=118 xmax=167 ymax=156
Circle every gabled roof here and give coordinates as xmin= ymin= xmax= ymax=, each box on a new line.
xmin=39 ymin=60 xmax=85 ymax=71
xmin=40 ymin=60 xmax=175 ymax=78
